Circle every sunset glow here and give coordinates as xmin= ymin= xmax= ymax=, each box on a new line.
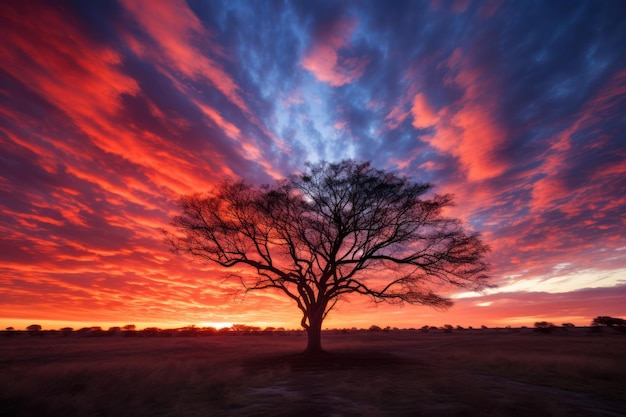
xmin=1 ymin=1 xmax=625 ymax=331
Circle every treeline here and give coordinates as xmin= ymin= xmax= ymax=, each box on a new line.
xmin=3 ymin=316 xmax=624 ymax=337
xmin=533 ymin=316 xmax=626 ymax=334
xmin=1 ymin=324 xmax=296 ymax=338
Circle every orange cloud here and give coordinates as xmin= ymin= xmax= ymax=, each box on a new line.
xmin=302 ymin=19 xmax=369 ymax=86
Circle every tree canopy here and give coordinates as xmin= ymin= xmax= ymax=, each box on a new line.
xmin=591 ymin=316 xmax=626 ymax=327
xmin=167 ymin=160 xmax=490 ymax=353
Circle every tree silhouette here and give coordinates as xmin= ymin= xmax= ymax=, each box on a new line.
xmin=167 ymin=160 xmax=490 ymax=353
xmin=534 ymin=321 xmax=557 ymax=334
xmin=591 ymin=316 xmax=626 ymax=327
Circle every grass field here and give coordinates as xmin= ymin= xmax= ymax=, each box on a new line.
xmin=1 ymin=330 xmax=625 ymax=416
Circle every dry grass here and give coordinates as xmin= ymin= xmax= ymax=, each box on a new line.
xmin=1 ymin=330 xmax=625 ymax=416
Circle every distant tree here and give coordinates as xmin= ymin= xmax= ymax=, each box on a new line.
xmin=591 ymin=316 xmax=626 ymax=327
xmin=5 ymin=327 xmax=14 ymax=331
xmin=141 ymin=327 xmax=160 ymax=336
xmin=27 ymin=324 xmax=42 ymax=331
xmin=60 ymin=327 xmax=73 ymax=337
xmin=562 ymin=323 xmax=575 ymax=328
xmin=231 ymin=324 xmax=261 ymax=332
xmin=230 ymin=324 xmax=245 ymax=332
xmin=200 ymin=326 xmax=217 ymax=335
xmin=123 ymin=324 xmax=136 ymax=331
xmin=108 ymin=326 xmax=122 ymax=335
xmin=443 ymin=324 xmax=454 ymax=333
xmin=167 ymin=160 xmax=490 ymax=353
xmin=534 ymin=321 xmax=558 ymax=334
xmin=368 ymin=325 xmax=382 ymax=332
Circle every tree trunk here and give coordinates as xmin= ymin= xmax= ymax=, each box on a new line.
xmin=305 ymin=314 xmax=324 ymax=354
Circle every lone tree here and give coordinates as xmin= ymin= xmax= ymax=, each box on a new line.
xmin=167 ymin=160 xmax=490 ymax=353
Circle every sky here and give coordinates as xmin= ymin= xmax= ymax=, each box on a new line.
xmin=1 ymin=0 xmax=625 ymax=331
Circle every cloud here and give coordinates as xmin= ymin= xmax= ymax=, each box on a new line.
xmin=120 ymin=0 xmax=250 ymax=116
xmin=301 ymin=18 xmax=369 ymax=86
xmin=530 ymin=69 xmax=626 ymax=214
xmin=410 ymin=49 xmax=508 ymax=181
xmin=411 ymin=93 xmax=439 ymax=129
xmin=453 ymin=284 xmax=626 ymax=326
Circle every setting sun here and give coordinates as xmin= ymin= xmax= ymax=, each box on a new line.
xmin=198 ymin=322 xmax=233 ymax=330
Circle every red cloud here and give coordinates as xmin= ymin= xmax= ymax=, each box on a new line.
xmin=0 ymin=4 xmax=139 ymax=122
xmin=1 ymin=2 xmax=241 ymax=201
xmin=120 ymin=0 xmax=286 ymax=180
xmin=193 ymin=100 xmax=284 ymax=180
xmin=120 ymin=0 xmax=250 ymax=117
xmin=301 ymin=19 xmax=369 ymax=86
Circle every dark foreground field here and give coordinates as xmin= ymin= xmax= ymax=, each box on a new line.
xmin=1 ymin=330 xmax=625 ymax=417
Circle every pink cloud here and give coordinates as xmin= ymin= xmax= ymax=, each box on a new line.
xmin=384 ymin=106 xmax=410 ymax=130
xmin=478 ymin=0 xmax=503 ymax=18
xmin=530 ymin=69 xmax=626 ymax=213
xmin=411 ymin=93 xmax=439 ymax=129
xmin=451 ymin=0 xmax=471 ymax=14
xmin=194 ymin=101 xmax=242 ymax=140
xmin=301 ymin=19 xmax=369 ymax=86
xmin=408 ymin=49 xmax=508 ymax=181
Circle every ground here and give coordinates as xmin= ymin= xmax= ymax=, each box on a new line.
xmin=1 ymin=329 xmax=624 ymax=416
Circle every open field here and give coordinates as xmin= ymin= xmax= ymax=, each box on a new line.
xmin=1 ymin=330 xmax=625 ymax=416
